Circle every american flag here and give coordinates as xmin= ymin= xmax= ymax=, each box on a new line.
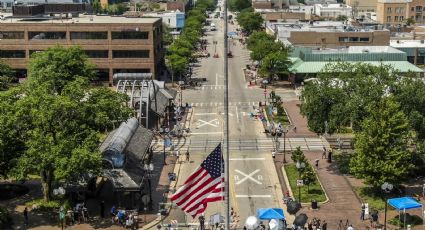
xmin=170 ymin=144 xmax=224 ymax=218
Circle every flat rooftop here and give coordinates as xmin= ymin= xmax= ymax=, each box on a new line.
xmin=390 ymin=39 xmax=425 ymax=48
xmin=0 ymin=14 xmax=161 ymax=24
xmin=311 ymin=46 xmax=404 ymax=54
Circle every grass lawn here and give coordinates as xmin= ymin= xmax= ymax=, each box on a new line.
xmin=266 ymin=105 xmax=290 ymax=126
xmin=284 ymin=164 xmax=326 ymax=203
xmin=354 ymin=187 xmax=386 ymax=211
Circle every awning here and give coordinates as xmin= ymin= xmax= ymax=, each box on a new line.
xmin=388 ymin=197 xmax=423 ymax=211
xmin=256 ymin=208 xmax=285 ymax=220
xmin=289 ymin=61 xmax=424 ymax=74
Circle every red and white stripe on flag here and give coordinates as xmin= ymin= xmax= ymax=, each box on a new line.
xmin=170 ymin=144 xmax=224 ymax=218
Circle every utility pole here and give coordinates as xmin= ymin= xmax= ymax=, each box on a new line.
xmin=223 ymin=0 xmax=230 ymax=229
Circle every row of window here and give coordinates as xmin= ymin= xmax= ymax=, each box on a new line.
xmin=0 ymin=50 xmax=150 ymax=58
xmin=0 ymin=31 xmax=149 ymax=40
xmin=387 ymin=15 xmax=405 ymax=22
xmin=338 ymin=37 xmax=370 ymax=42
xmin=387 ymin=7 xmax=405 ymax=14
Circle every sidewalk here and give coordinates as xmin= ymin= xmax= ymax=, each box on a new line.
xmin=282 ymin=100 xmax=317 ymax=138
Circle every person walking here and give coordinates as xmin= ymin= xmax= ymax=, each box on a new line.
xmin=186 ymin=151 xmax=190 ymax=162
xmin=360 ymin=203 xmax=365 ymax=221
xmin=422 ymin=184 xmax=425 ymax=198
xmin=100 ymin=200 xmax=105 ymax=218
xmin=315 ymin=159 xmax=319 ymax=169
xmin=322 ymin=147 xmax=327 ymax=159
xmin=347 ymin=224 xmax=354 ymax=230
xmin=322 ymin=220 xmax=327 ymax=230
xmin=23 ymin=207 xmax=28 ymax=226
xmin=272 ymin=151 xmax=276 ymax=160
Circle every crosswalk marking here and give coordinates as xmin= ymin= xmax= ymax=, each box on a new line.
xmin=196 ymin=85 xmax=257 ymax=90
xmin=151 ymin=137 xmax=330 ymax=151
xmin=190 ymin=101 xmax=257 ymax=107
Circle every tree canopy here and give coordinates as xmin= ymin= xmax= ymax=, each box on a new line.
xmin=229 ymin=0 xmax=251 ymax=12
xmin=2 ymin=46 xmax=132 ymax=201
xmin=236 ymin=8 xmax=264 ymax=35
xmin=350 ymin=97 xmax=413 ymax=189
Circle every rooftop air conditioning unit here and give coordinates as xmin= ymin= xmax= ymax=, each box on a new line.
xmin=421 ymin=40 xmax=424 ymax=44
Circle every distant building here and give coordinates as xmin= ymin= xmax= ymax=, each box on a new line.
xmin=0 ymin=12 xmax=163 ymax=84
xmin=376 ymin=0 xmax=425 ymax=26
xmin=390 ymin=39 xmax=425 ymax=64
xmin=314 ymin=3 xmax=352 ymax=19
xmin=346 ymin=0 xmax=377 ymax=18
xmin=289 ymin=46 xmax=423 ymax=82
xmin=255 ymin=8 xmax=308 ymax=22
xmin=144 ymin=10 xmax=185 ymax=30
xmin=0 ymin=0 xmax=90 ymax=11
xmin=268 ymin=21 xmax=390 ymax=48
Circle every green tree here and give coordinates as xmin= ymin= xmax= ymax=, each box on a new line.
xmin=11 ymin=46 xmax=131 ymax=201
xmin=0 ymin=60 xmax=14 ymax=91
xmin=246 ymin=31 xmax=285 ymax=62
xmin=236 ymin=8 xmax=263 ymax=34
xmin=405 ymin=18 xmax=415 ymax=26
xmin=301 ymin=166 xmax=317 ymax=193
xmin=229 ymin=0 xmax=251 ymax=12
xmin=350 ymin=97 xmax=413 ymax=189
xmin=92 ymin=0 xmax=102 ymax=14
xmin=393 ymin=77 xmax=425 ymax=139
xmin=259 ymin=50 xmax=291 ymax=80
xmin=291 ymin=146 xmax=306 ymax=163
xmin=0 ymin=88 xmax=25 ymax=178
xmin=162 ymin=24 xmax=173 ymax=47
xmin=28 ymin=45 xmax=95 ymax=94
xmin=336 ymin=15 xmax=348 ymax=21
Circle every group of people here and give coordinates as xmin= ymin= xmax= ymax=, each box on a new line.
xmin=66 ymin=202 xmax=89 ymax=225
xmin=307 ymin=218 xmax=327 ymax=230
xmin=110 ymin=205 xmax=138 ymax=229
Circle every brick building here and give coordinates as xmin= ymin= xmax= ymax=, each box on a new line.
xmin=0 ymin=14 xmax=163 ymax=84
xmin=376 ymin=0 xmax=425 ymax=26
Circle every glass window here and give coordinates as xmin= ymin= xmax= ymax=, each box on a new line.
xmin=359 ymin=37 xmax=369 ymax=42
xmin=0 ymin=31 xmax=24 ymax=39
xmin=28 ymin=32 xmax=66 ymax=40
xmin=6 ymin=2 xmax=11 ymax=7
xmin=395 ymin=16 xmax=399 ymax=21
xmin=111 ymin=31 xmax=149 ymax=39
xmin=84 ymin=50 xmax=109 ymax=58
xmin=387 ymin=7 xmax=392 ymax=13
xmin=349 ymin=37 xmax=359 ymax=42
xmin=0 ymin=50 xmax=25 ymax=58
xmin=387 ymin=16 xmax=392 ymax=22
xmin=338 ymin=37 xmax=349 ymax=42
xmin=70 ymin=32 xmax=107 ymax=39
xmin=112 ymin=50 xmax=150 ymax=58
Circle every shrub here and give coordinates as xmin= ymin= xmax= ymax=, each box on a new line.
xmin=26 ymin=198 xmax=61 ymax=212
xmin=0 ymin=206 xmax=13 ymax=229
xmin=333 ymin=151 xmax=352 ymax=174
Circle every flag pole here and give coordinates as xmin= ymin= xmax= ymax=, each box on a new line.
xmin=223 ymin=0 xmax=230 ymax=229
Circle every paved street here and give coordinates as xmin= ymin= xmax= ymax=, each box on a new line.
xmin=162 ymin=14 xmax=296 ymax=227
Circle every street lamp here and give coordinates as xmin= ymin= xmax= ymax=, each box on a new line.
xmin=296 ymin=161 xmax=305 ymax=203
xmin=262 ymin=80 xmax=269 ymax=106
xmin=381 ymin=182 xmax=394 ymax=230
xmin=144 ymin=163 xmax=154 ymax=209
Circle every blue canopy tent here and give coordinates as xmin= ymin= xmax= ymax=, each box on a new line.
xmin=387 ymin=197 xmax=423 ymax=229
xmin=256 ymin=208 xmax=285 ymax=220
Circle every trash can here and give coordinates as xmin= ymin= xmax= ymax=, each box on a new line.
xmin=311 ymin=200 xmax=318 ymax=209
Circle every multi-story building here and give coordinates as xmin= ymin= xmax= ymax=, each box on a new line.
xmin=0 ymin=13 xmax=163 ymax=85
xmin=268 ymin=21 xmax=390 ymax=48
xmin=346 ymin=0 xmax=378 ymax=18
xmin=143 ymin=10 xmax=185 ymax=30
xmin=376 ymin=0 xmax=425 ymax=26
xmin=314 ymin=3 xmax=352 ymax=19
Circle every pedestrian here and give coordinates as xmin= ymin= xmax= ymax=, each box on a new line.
xmin=422 ymin=184 xmax=425 ymax=198
xmin=322 ymin=147 xmax=327 ymax=159
xmin=272 ymin=151 xmax=276 ymax=160
xmin=307 ymin=220 xmax=313 ymax=230
xmin=186 ymin=151 xmax=190 ymax=162
xmin=23 ymin=207 xmax=28 ymax=226
xmin=322 ymin=220 xmax=327 ymax=230
xmin=110 ymin=205 xmax=116 ymax=223
xmin=100 ymin=200 xmax=105 ymax=218
xmin=347 ymin=224 xmax=354 ymax=230
xmin=360 ymin=203 xmax=365 ymax=221
xmin=315 ymin=159 xmax=319 ymax=169
xmin=293 ymin=126 xmax=297 ymax=132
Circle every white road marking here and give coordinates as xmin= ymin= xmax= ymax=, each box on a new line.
xmin=197 ymin=119 xmax=219 ymax=128
xmin=190 ymin=132 xmax=223 ymax=135
xmin=216 ymin=73 xmax=218 ymax=86
xmin=235 ymin=106 xmax=239 ymax=119
xmin=229 ymin=158 xmax=265 ymax=161
xmin=194 ymin=113 xmax=217 ymax=116
xmin=234 ymin=169 xmax=262 ymax=185
xmin=235 ymin=195 xmax=271 ymax=198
